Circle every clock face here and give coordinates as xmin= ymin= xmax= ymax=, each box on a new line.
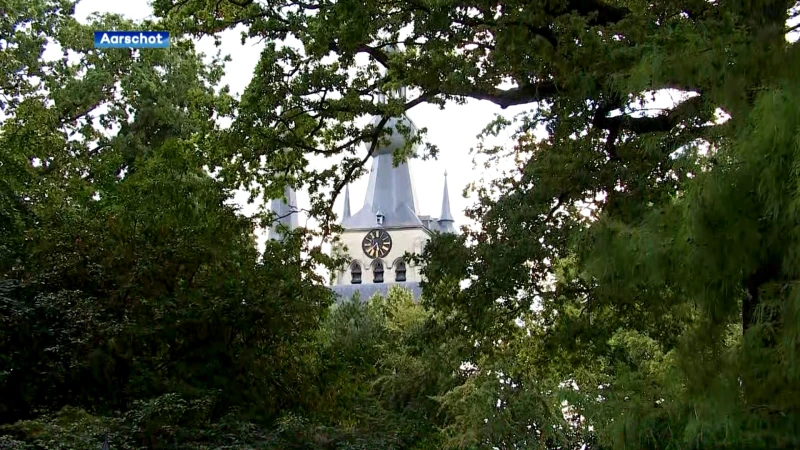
xmin=362 ymin=229 xmax=392 ymax=259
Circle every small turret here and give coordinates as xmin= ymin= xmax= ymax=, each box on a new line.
xmin=437 ymin=171 xmax=456 ymax=234
xmin=268 ymin=184 xmax=299 ymax=241
xmin=342 ymin=184 xmax=352 ymax=221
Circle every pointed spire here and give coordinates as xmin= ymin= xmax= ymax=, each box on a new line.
xmin=376 ymin=45 xmax=406 ymax=103
xmin=437 ymin=171 xmax=456 ymax=233
xmin=268 ymin=184 xmax=299 ymax=241
xmin=342 ymin=184 xmax=351 ymax=221
xmin=341 ymin=45 xmax=421 ymax=230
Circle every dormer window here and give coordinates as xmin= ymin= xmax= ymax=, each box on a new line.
xmin=350 ymin=261 xmax=362 ymax=284
xmin=373 ymin=260 xmax=384 ymax=283
xmin=376 ymin=209 xmax=385 ymax=225
xmin=395 ymin=260 xmax=407 ymax=282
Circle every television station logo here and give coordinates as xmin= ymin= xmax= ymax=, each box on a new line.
xmin=94 ymin=31 xmax=170 ymax=49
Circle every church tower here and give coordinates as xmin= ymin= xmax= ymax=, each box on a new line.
xmin=329 ymin=67 xmax=456 ymax=301
xmin=267 ymin=184 xmax=299 ymax=241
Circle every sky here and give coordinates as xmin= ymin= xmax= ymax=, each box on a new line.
xmin=72 ymin=0 xmax=529 ymax=250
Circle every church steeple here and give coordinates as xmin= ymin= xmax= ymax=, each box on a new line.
xmin=341 ymin=45 xmax=423 ymax=230
xmin=437 ymin=171 xmax=456 ymax=233
xmin=268 ymin=184 xmax=299 ymax=241
xmin=376 ymin=45 xmax=406 ymax=103
xmin=342 ymin=184 xmax=352 ymax=221
xmin=328 ymin=46 xmax=456 ymax=302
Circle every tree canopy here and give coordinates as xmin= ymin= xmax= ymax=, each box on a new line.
xmin=2 ymin=0 xmax=800 ymax=448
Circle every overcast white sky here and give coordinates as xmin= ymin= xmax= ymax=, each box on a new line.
xmin=73 ymin=0 xmax=530 ymax=249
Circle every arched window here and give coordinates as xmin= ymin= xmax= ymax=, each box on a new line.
xmin=373 ymin=260 xmax=384 ymax=283
xmin=350 ymin=261 xmax=362 ymax=284
xmin=395 ymin=259 xmax=407 ymax=282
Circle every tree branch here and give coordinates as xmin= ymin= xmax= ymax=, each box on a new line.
xmin=546 ymin=193 xmax=567 ymax=221
xmin=593 ymin=95 xmax=705 ymax=135
xmin=58 ymin=95 xmax=109 ymax=126
xmin=453 ymin=82 xmax=559 ymax=109
xmin=565 ymin=0 xmax=630 ymax=26
xmin=321 ymin=116 xmax=390 ymax=237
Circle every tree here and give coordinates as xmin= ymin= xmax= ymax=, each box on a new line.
xmin=151 ymin=0 xmax=791 ymax=225
xmin=5 ymin=0 xmax=800 ymax=447
xmin=308 ymin=286 xmax=459 ymax=449
xmin=149 ymin=0 xmax=800 ymax=448
xmin=0 ymin=0 xmax=332 ymax=428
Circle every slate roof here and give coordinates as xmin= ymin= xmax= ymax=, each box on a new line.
xmin=329 ymin=281 xmax=422 ymax=302
xmin=341 ymin=115 xmax=424 ymax=230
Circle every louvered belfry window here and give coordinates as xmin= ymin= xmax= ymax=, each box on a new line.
xmin=350 ymin=261 xmax=362 ymax=284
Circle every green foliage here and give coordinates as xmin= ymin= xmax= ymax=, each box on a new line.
xmin=419 ymin=16 xmax=800 ymax=450
xmin=309 ymin=286 xmax=456 ymax=449
xmin=0 ymin=396 xmax=276 ymax=450
xmin=1 ymin=287 xmax=453 ymax=449
xmin=5 ymin=0 xmax=800 ymax=448
xmin=0 ymin=0 xmax=329 ymax=432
